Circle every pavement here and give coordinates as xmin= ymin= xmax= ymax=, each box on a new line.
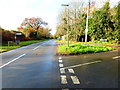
xmin=0 ymin=39 xmax=119 ymax=89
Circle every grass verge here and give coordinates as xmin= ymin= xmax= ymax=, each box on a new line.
xmin=56 ymin=40 xmax=118 ymax=45
xmin=56 ymin=40 xmax=77 ymax=43
xmin=0 ymin=39 xmax=49 ymax=53
xmin=87 ymin=40 xmax=118 ymax=45
xmin=57 ymin=43 xmax=115 ymax=55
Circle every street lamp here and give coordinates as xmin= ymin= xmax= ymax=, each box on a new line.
xmin=61 ymin=4 xmax=69 ymax=47
xmin=85 ymin=8 xmax=89 ymax=43
xmin=85 ymin=0 xmax=90 ymax=43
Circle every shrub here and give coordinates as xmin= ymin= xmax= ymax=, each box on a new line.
xmin=58 ymin=43 xmax=115 ymax=55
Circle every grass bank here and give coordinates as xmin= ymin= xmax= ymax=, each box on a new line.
xmin=56 ymin=40 xmax=118 ymax=45
xmin=87 ymin=40 xmax=118 ymax=45
xmin=0 ymin=39 xmax=49 ymax=53
xmin=57 ymin=43 xmax=115 ymax=55
xmin=56 ymin=40 xmax=77 ymax=43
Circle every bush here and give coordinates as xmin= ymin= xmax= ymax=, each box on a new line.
xmin=58 ymin=43 xmax=115 ymax=55
xmin=90 ymin=40 xmax=118 ymax=45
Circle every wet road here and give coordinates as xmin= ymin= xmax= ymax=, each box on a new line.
xmin=60 ymin=50 xmax=118 ymax=88
xmin=1 ymin=39 xmax=119 ymax=89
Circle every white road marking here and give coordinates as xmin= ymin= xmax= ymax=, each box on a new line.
xmin=58 ymin=57 xmax=62 ymax=60
xmin=60 ymin=68 xmax=65 ymax=74
xmin=59 ymin=60 xmax=63 ymax=63
xmin=112 ymin=56 xmax=120 ymax=59
xmin=62 ymin=89 xmax=69 ymax=90
xmin=61 ymin=75 xmax=67 ymax=84
xmin=71 ymin=76 xmax=80 ymax=84
xmin=59 ymin=64 xmax=64 ymax=67
xmin=0 ymin=53 xmax=26 ymax=69
xmin=33 ymin=46 xmax=40 ymax=50
xmin=68 ymin=68 xmax=75 ymax=74
xmin=33 ymin=42 xmax=47 ymax=50
xmin=64 ymin=61 xmax=102 ymax=69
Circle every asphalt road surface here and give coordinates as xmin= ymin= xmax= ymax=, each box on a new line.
xmin=0 ymin=39 xmax=119 ymax=89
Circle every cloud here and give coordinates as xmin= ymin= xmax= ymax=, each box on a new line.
xmin=42 ymin=0 xmax=56 ymax=6
xmin=95 ymin=0 xmax=119 ymax=8
xmin=0 ymin=0 xmax=119 ymax=35
xmin=0 ymin=0 xmax=37 ymax=29
xmin=0 ymin=0 xmax=60 ymax=35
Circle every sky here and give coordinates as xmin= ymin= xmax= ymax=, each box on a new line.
xmin=0 ymin=0 xmax=119 ymax=35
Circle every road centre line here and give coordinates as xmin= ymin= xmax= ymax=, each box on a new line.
xmin=64 ymin=61 xmax=102 ymax=69
xmin=60 ymin=68 xmax=65 ymax=74
xmin=62 ymin=89 xmax=69 ymax=90
xmin=0 ymin=53 xmax=26 ymax=69
xmin=61 ymin=75 xmax=68 ymax=84
xmin=33 ymin=42 xmax=47 ymax=50
xmin=71 ymin=76 xmax=80 ymax=84
xmin=58 ymin=57 xmax=62 ymax=60
xmin=112 ymin=56 xmax=120 ymax=59
xmin=33 ymin=46 xmax=40 ymax=50
xmin=68 ymin=68 xmax=75 ymax=74
xmin=59 ymin=60 xmax=63 ymax=63
xmin=59 ymin=64 xmax=64 ymax=67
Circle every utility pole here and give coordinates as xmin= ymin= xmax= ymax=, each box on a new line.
xmin=61 ymin=4 xmax=69 ymax=47
xmin=85 ymin=0 xmax=90 ymax=43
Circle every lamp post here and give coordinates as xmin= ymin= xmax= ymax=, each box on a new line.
xmin=61 ymin=4 xmax=69 ymax=47
xmin=85 ymin=0 xmax=90 ymax=43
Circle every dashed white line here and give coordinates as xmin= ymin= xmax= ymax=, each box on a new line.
xmin=33 ymin=42 xmax=47 ymax=50
xmin=33 ymin=46 xmax=40 ymax=50
xmin=71 ymin=76 xmax=80 ymax=84
xmin=61 ymin=75 xmax=68 ymax=84
xmin=62 ymin=89 xmax=69 ymax=90
xmin=0 ymin=53 xmax=26 ymax=69
xmin=58 ymin=57 xmax=62 ymax=60
xmin=59 ymin=60 xmax=63 ymax=63
xmin=68 ymin=68 xmax=75 ymax=74
xmin=60 ymin=68 xmax=65 ymax=74
xmin=112 ymin=56 xmax=120 ymax=59
xmin=59 ymin=64 xmax=64 ymax=67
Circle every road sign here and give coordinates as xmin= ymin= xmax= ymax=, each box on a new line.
xmin=15 ymin=33 xmax=22 ymax=35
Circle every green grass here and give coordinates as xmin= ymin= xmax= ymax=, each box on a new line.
xmin=56 ymin=40 xmax=118 ymax=45
xmin=87 ymin=40 xmax=118 ymax=45
xmin=56 ymin=39 xmax=77 ymax=43
xmin=19 ymin=39 xmax=48 ymax=46
xmin=0 ymin=39 xmax=49 ymax=53
xmin=58 ymin=43 xmax=115 ymax=55
xmin=1 ymin=46 xmax=20 ymax=52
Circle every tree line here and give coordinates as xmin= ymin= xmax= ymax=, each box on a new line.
xmin=55 ymin=1 xmax=119 ymax=43
xmin=1 ymin=17 xmax=51 ymax=42
xmin=18 ymin=17 xmax=51 ymax=39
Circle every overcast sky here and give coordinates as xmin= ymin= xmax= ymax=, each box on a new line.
xmin=0 ymin=0 xmax=119 ymax=35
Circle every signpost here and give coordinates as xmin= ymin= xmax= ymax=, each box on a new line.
xmin=15 ymin=32 xmax=22 ymax=45
xmin=8 ymin=32 xmax=22 ymax=46
xmin=15 ymin=32 xmax=22 ymax=35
